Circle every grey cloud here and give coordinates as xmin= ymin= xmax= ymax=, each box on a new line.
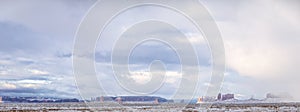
xmin=215 ymin=0 xmax=300 ymax=99
xmin=0 ymin=22 xmax=47 ymax=54
xmin=1 ymin=0 xmax=299 ymax=100
xmin=0 ymin=88 xmax=54 ymax=94
xmin=0 ymin=88 xmax=77 ymax=98
xmin=0 ymin=0 xmax=95 ymax=98
xmin=55 ymin=52 xmax=72 ymax=58
xmin=199 ymin=0 xmax=241 ymax=22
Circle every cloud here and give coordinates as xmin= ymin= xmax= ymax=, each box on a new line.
xmin=210 ymin=0 xmax=300 ymax=99
xmin=0 ymin=0 xmax=95 ymax=98
xmin=0 ymin=0 xmax=299 ymax=100
xmin=127 ymin=71 xmax=152 ymax=84
xmin=0 ymin=59 xmax=14 ymax=65
xmin=218 ymin=0 xmax=300 ymax=78
xmin=0 ymin=76 xmax=78 ymax=98
xmin=0 ymin=83 xmax=17 ymax=89
xmin=126 ymin=71 xmax=182 ymax=85
xmin=26 ymin=69 xmax=49 ymax=75
xmin=0 ymin=0 xmax=95 ymax=38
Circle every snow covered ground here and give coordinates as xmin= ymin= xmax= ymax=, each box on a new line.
xmin=1 ymin=102 xmax=300 ymax=111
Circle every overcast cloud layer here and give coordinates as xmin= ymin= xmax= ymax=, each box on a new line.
xmin=0 ymin=0 xmax=299 ymax=100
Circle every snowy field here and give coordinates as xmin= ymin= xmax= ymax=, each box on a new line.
xmin=1 ymin=102 xmax=300 ymax=111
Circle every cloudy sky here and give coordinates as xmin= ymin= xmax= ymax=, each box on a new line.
xmin=0 ymin=0 xmax=299 ymax=100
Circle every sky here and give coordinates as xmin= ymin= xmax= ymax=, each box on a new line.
xmin=0 ymin=0 xmax=299 ymax=100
